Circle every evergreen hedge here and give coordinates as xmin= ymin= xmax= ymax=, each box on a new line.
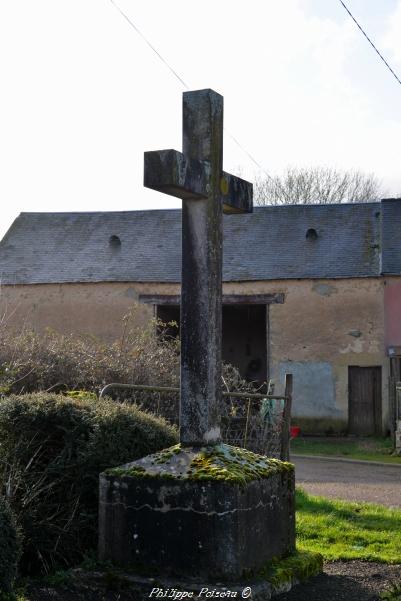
xmin=0 ymin=496 xmax=21 ymax=593
xmin=0 ymin=393 xmax=177 ymax=574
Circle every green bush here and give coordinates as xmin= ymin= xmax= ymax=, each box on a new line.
xmin=0 ymin=496 xmax=21 ymax=593
xmin=0 ymin=393 xmax=177 ymax=575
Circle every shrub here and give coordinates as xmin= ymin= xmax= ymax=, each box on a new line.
xmin=0 ymin=309 xmax=180 ymax=396
xmin=0 ymin=311 xmax=258 ymax=426
xmin=0 ymin=496 xmax=21 ymax=593
xmin=0 ymin=393 xmax=177 ymax=575
xmin=0 ymin=308 xmax=257 ymax=404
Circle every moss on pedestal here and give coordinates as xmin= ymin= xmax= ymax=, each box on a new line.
xmin=104 ymin=443 xmax=294 ymax=486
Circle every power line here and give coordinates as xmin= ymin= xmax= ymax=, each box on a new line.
xmin=108 ymin=0 xmax=274 ymax=182
xmin=225 ymin=132 xmax=275 ymax=183
xmin=338 ymin=0 xmax=401 ymax=88
xmin=109 ymin=0 xmax=189 ymax=90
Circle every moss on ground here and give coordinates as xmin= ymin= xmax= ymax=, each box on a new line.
xmin=260 ymin=550 xmax=323 ymax=591
xmin=380 ymin=583 xmax=401 ymax=600
xmin=105 ymin=443 xmax=294 ymax=485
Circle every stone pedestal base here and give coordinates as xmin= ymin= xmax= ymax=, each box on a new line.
xmin=76 ymin=571 xmax=275 ymax=601
xmin=74 ymin=547 xmax=324 ymax=601
xmin=99 ymin=444 xmax=295 ymax=581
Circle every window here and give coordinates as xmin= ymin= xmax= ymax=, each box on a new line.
xmin=109 ymin=235 xmax=121 ymax=247
xmin=306 ymin=228 xmax=318 ymax=240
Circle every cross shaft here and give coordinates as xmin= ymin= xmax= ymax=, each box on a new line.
xmin=144 ymin=89 xmax=252 ymax=446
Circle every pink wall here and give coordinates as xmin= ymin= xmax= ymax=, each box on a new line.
xmin=385 ymin=280 xmax=401 ymax=347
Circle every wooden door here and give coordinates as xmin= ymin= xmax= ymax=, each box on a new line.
xmin=348 ymin=366 xmax=382 ymax=435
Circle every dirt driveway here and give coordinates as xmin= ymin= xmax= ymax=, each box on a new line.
xmin=292 ymin=455 xmax=401 ymax=508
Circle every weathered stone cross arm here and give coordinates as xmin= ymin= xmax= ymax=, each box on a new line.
xmin=144 ymin=149 xmax=252 ymax=214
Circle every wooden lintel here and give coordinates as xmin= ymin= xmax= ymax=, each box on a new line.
xmin=139 ymin=293 xmax=284 ymax=306
xmin=222 ymin=294 xmax=285 ymax=305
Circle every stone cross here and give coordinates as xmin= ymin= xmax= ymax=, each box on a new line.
xmin=144 ymin=89 xmax=253 ymax=446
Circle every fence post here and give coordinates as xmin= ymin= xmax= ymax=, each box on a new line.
xmin=280 ymin=374 xmax=293 ymax=462
xmin=388 ymin=376 xmax=396 ymax=438
xmin=396 ymin=382 xmax=401 ymax=454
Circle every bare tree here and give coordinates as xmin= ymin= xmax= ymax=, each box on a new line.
xmin=255 ymin=166 xmax=385 ymax=206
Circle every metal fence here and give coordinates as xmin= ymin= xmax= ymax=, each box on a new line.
xmin=100 ymin=374 xmax=292 ymax=460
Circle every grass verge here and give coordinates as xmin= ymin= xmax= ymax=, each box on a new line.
xmin=296 ymin=488 xmax=401 ymax=563
xmin=291 ymin=437 xmax=401 ymax=464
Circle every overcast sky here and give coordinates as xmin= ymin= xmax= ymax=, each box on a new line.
xmin=1 ymin=0 xmax=401 ymax=240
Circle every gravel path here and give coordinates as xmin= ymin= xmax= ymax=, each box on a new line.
xmin=292 ymin=455 xmax=401 ymax=507
xmin=276 ymin=560 xmax=401 ymax=601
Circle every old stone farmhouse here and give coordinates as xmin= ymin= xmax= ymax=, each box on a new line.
xmin=1 ymin=198 xmax=401 ymax=435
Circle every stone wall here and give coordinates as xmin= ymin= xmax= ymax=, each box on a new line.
xmin=225 ymin=278 xmax=387 ymax=432
xmin=1 ymin=276 xmax=390 ymax=431
xmin=266 ymin=278 xmax=387 ymax=431
xmin=0 ymin=282 xmax=172 ymax=341
xmin=384 ymin=277 xmax=401 ymax=348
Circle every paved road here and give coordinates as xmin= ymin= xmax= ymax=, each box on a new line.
xmin=292 ymin=455 xmax=401 ymax=508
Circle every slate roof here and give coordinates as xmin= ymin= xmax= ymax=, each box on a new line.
xmin=0 ymin=199 xmax=399 ymax=285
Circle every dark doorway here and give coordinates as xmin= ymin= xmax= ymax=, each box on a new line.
xmin=222 ymin=305 xmax=266 ymax=385
xmin=156 ymin=305 xmax=180 ymax=339
xmin=348 ymin=366 xmax=382 ymax=435
xmin=157 ymin=304 xmax=267 ymax=386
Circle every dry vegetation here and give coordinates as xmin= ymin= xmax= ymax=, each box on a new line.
xmin=0 ymin=306 xmax=256 ymax=399
xmin=0 ymin=308 xmax=180 ymax=396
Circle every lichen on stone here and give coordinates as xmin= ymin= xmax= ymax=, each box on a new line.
xmin=104 ymin=465 xmax=175 ymax=480
xmin=153 ymin=444 xmax=181 ymax=464
xmin=104 ymin=443 xmax=294 ymax=485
